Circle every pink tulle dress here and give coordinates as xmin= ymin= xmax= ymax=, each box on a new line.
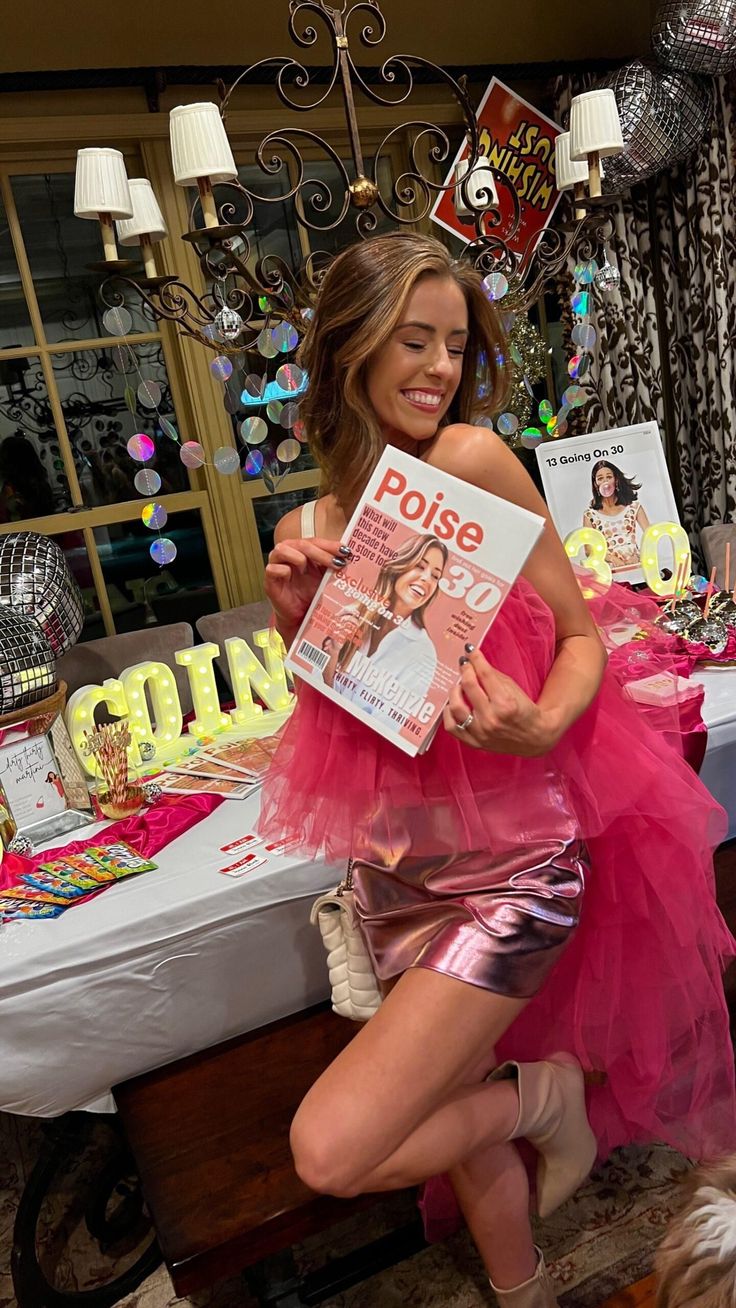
xmin=258 ymin=559 xmax=736 ymax=1224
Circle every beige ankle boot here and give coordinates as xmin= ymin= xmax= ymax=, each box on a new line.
xmin=489 ymin=1053 xmax=597 ymax=1219
xmin=489 ymin=1247 xmax=558 ymax=1307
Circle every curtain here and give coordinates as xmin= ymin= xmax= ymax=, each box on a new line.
xmin=551 ymin=73 xmax=736 ymax=548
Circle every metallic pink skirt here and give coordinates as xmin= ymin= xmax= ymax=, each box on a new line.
xmin=352 ymin=838 xmax=588 ymax=999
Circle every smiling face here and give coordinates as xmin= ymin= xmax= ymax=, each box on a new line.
xmin=595 ymin=465 xmax=617 ymax=500
xmin=365 ymin=275 xmax=469 ymax=448
xmin=392 ymin=544 xmax=446 ymax=617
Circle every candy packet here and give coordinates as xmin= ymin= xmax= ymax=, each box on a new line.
xmin=55 ymin=852 xmax=117 ymax=884
xmin=19 ymin=870 xmax=90 ymax=901
xmin=38 ymin=857 xmax=107 ymax=892
xmin=1 ymin=883 xmax=71 ymax=906
xmin=0 ymin=896 xmax=67 ymax=920
xmin=86 ymin=841 xmax=158 ymax=879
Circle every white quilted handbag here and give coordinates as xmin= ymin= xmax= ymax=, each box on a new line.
xmin=310 ymin=860 xmax=382 ymax=1021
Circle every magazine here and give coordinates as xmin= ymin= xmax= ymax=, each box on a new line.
xmin=198 ymin=732 xmax=285 ymax=781
xmin=286 ymin=446 xmax=544 ymax=756
xmin=155 ymin=772 xmax=258 ymax=801
xmin=166 ymin=753 xmax=253 ymax=783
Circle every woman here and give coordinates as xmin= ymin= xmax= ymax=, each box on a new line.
xmin=261 ymin=233 xmax=735 ymax=1306
xmin=321 ymin=532 xmax=447 ymax=718
xmin=583 ymin=460 xmax=650 ymax=573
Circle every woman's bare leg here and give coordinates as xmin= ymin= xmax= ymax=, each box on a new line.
xmin=290 ymin=967 xmax=540 ymax=1284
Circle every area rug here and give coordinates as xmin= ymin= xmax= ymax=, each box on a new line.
xmin=0 ymin=1111 xmax=688 ymax=1307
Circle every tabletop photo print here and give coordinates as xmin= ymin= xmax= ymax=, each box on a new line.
xmin=535 ymin=422 xmax=681 ymax=586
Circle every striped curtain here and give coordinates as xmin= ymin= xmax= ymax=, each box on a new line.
xmin=551 ymin=73 xmax=736 ymax=549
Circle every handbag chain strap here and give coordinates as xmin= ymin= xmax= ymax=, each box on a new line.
xmin=337 ymin=858 xmax=354 ymax=896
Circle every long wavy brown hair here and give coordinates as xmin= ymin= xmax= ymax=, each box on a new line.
xmin=299 ymin=232 xmax=509 ymax=509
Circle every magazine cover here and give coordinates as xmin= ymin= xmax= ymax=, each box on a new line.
xmin=535 ymin=423 xmax=680 ymax=585
xmin=286 ymin=447 xmax=544 ymax=756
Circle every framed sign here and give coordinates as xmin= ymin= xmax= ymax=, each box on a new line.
xmin=535 ymin=423 xmax=681 ymax=586
xmin=0 ymin=710 xmax=93 ymax=843
xmin=429 ymin=76 xmax=562 ymax=256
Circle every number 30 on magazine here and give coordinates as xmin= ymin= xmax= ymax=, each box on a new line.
xmin=439 ymin=568 xmax=502 ymax=612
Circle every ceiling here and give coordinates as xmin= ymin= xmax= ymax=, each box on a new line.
xmin=4 ymin=0 xmax=658 ymax=79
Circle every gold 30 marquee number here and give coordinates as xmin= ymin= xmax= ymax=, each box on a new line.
xmin=564 ymin=520 xmax=691 ymax=596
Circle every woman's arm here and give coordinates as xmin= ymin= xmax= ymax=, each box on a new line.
xmin=266 ymin=506 xmax=343 ymax=648
xmin=635 ymin=503 xmax=651 ymax=532
xmin=427 ymin=425 xmax=607 ymax=754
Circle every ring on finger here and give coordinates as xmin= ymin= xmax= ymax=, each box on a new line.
xmin=457 ymin=713 xmax=474 ymax=731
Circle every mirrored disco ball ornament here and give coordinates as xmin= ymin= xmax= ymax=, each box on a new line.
xmin=653 ymin=0 xmax=736 ymax=74
xmin=597 ymin=61 xmax=683 ymax=187
xmin=0 ymin=532 xmax=83 ymax=657
xmin=595 ymin=258 xmax=621 ymax=291
xmin=0 ymin=608 xmax=55 ymax=713
xmin=214 ymin=307 xmax=244 ymax=341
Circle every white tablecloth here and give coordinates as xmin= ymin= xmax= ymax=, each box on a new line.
xmin=1 ymin=669 xmax=734 ymax=1119
xmin=0 ymin=796 xmax=337 ymax=1117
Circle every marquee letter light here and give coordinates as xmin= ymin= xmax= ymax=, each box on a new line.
xmin=65 ymin=679 xmax=142 ymax=777
xmin=120 ymin=661 xmax=184 ymax=761
xmin=640 ymin=522 xmax=691 ymax=597
xmin=563 ymin=527 xmax=612 ymax=595
xmin=175 ymin=643 xmax=230 ymax=736
xmin=223 ymin=629 xmax=294 ymax=727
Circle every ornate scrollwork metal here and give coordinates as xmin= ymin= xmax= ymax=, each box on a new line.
xmin=97 ymin=0 xmax=615 ymax=351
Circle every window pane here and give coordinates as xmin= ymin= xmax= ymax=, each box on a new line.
xmin=0 ymin=357 xmax=72 ymax=515
xmin=53 ymin=342 xmax=188 ymax=507
xmin=0 ymin=191 xmax=34 ymax=349
xmin=53 ymin=527 xmax=107 ymax=641
xmin=11 ymin=173 xmax=150 ymax=344
xmin=94 ymin=510 xmax=218 ymax=633
xmin=252 ymin=485 xmax=317 ymax=561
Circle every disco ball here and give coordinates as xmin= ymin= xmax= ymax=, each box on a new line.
xmin=658 ymin=68 xmax=714 ymax=159
xmin=0 ymin=607 xmax=56 ymax=714
xmin=0 ymin=532 xmax=83 ymax=657
xmin=653 ymin=1 xmax=736 ymax=75
xmin=598 ymin=61 xmax=685 ymax=187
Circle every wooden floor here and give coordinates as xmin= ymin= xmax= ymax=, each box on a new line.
xmin=600 ymin=1274 xmax=656 ymax=1307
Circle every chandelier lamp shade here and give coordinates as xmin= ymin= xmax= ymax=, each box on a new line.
xmin=453 ymin=156 xmax=500 ymax=220
xmin=73 ymin=147 xmax=134 ymax=263
xmin=569 ymin=89 xmax=624 ymax=196
xmin=169 ymin=102 xmax=239 ymax=229
xmin=116 ymin=179 xmax=168 ymax=278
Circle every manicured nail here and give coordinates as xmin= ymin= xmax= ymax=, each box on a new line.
xmin=464 ymin=643 xmax=475 ymax=654
xmin=332 ymin=556 xmax=347 ymax=567
xmin=459 ymin=656 xmax=470 ymax=666
xmin=338 ymin=545 xmax=352 ymax=557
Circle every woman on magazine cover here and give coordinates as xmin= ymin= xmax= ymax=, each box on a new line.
xmin=260 ymin=233 xmax=735 ymax=1307
xmin=582 ymin=460 xmax=651 ymax=573
xmin=320 ymin=531 xmax=447 ymax=714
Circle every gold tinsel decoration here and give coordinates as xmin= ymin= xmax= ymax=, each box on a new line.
xmin=495 ymin=312 xmax=548 ymax=441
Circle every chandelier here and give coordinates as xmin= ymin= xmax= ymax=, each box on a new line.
xmin=74 ymin=1 xmax=620 ymax=356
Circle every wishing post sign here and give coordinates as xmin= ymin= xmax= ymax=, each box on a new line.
xmin=430 ymin=77 xmax=562 ymax=256
xmin=65 ymin=628 xmax=295 ymax=777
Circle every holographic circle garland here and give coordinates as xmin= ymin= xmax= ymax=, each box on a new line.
xmin=482 ymin=260 xmax=615 ymax=450
xmin=208 ymin=297 xmax=312 ymax=494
